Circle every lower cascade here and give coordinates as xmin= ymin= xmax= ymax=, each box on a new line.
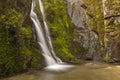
xmin=30 ymin=0 xmax=74 ymax=71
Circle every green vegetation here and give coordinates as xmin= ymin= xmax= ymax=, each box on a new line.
xmin=44 ymin=0 xmax=75 ymax=61
xmin=0 ymin=9 xmax=24 ymax=77
xmin=103 ymin=54 xmax=111 ymax=62
xmin=0 ymin=9 xmax=41 ymax=78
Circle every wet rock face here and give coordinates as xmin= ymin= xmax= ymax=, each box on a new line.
xmin=105 ymin=16 xmax=120 ymax=61
xmin=67 ymin=0 xmax=104 ymax=60
xmin=103 ymin=0 xmax=120 ymax=61
xmin=103 ymin=0 xmax=120 ymax=18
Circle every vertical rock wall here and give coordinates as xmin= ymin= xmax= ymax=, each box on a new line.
xmin=67 ymin=0 xmax=104 ymax=60
xmin=103 ymin=0 xmax=120 ymax=62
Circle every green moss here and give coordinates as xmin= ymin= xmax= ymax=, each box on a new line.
xmin=103 ymin=54 xmax=110 ymax=62
xmin=83 ymin=0 xmax=105 ymax=46
xmin=44 ymin=0 xmax=75 ymax=61
xmin=0 ymin=9 xmax=41 ymax=78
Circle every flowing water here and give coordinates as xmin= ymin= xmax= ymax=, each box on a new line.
xmin=30 ymin=0 xmax=61 ymax=66
xmin=38 ymin=0 xmax=62 ymax=63
xmin=30 ymin=0 xmax=73 ymax=71
xmin=4 ymin=62 xmax=120 ymax=80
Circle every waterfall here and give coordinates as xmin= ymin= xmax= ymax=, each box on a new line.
xmin=38 ymin=0 xmax=62 ymax=63
xmin=30 ymin=0 xmax=74 ymax=71
xmin=30 ymin=0 xmax=61 ymax=66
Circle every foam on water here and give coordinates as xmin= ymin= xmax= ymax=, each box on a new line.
xmin=44 ymin=63 xmax=75 ymax=72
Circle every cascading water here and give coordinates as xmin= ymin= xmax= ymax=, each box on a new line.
xmin=30 ymin=0 xmax=74 ymax=71
xmin=38 ymin=0 xmax=62 ymax=63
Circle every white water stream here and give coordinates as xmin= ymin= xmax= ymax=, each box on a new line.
xmin=30 ymin=0 xmax=74 ymax=71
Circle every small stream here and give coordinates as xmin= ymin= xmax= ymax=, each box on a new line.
xmin=3 ymin=62 xmax=120 ymax=80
